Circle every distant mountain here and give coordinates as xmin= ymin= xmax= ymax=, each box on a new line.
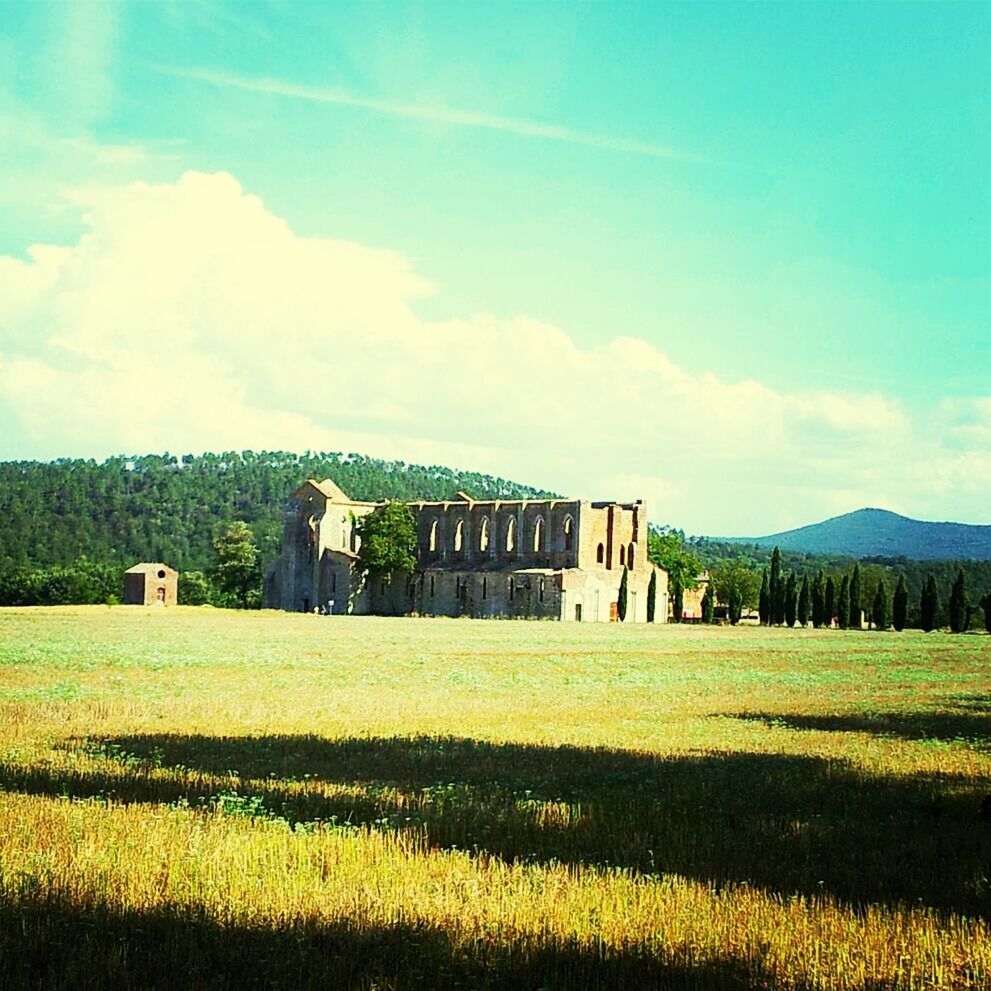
xmin=720 ymin=508 xmax=991 ymax=561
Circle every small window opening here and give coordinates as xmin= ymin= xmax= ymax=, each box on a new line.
xmin=619 ymin=545 xmax=626 ymax=567
xmin=596 ymin=543 xmax=604 ymax=564
xmin=508 ymin=577 xmax=515 ymax=602
xmin=539 ymin=578 xmax=545 ymax=603
xmin=479 ymin=517 xmax=489 ymax=552
xmin=506 ymin=516 xmax=516 ymax=552
xmin=454 ymin=519 xmax=464 ymax=553
xmin=157 ymin=569 xmax=167 ymax=579
xmin=563 ymin=517 xmax=573 ymax=552
xmin=533 ymin=517 xmax=543 ymax=553
xmin=628 ymin=544 xmax=635 ymax=570
xmin=429 ymin=519 xmax=438 ymax=552
xmin=482 ymin=577 xmax=488 ymax=599
xmin=430 ymin=575 xmax=435 ymax=597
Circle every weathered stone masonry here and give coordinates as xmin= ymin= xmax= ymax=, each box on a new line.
xmin=264 ymin=479 xmax=668 ymax=623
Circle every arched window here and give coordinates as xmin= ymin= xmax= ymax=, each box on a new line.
xmin=429 ymin=519 xmax=438 ymax=552
xmin=454 ymin=519 xmax=464 ymax=553
xmin=533 ymin=516 xmax=544 ymax=553
xmin=563 ymin=516 xmax=574 ymax=552
xmin=596 ymin=543 xmax=604 ymax=564
xmin=482 ymin=577 xmax=488 ymax=599
xmin=508 ymin=577 xmax=515 ymax=602
xmin=505 ymin=516 xmax=516 ymax=553
xmin=628 ymin=543 xmax=635 ymax=569
xmin=479 ymin=517 xmax=489 ymax=552
xmin=619 ymin=544 xmax=626 ymax=567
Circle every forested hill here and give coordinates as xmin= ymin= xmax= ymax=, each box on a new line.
xmin=0 ymin=452 xmax=557 ymax=572
xmin=718 ymin=508 xmax=991 ymax=561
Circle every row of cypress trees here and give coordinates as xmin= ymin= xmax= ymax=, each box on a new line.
xmin=758 ymin=548 xmax=987 ymax=632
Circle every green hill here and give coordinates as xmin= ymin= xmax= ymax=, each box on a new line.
xmin=0 ymin=452 xmax=557 ymax=573
xmin=720 ymin=507 xmax=991 ymax=561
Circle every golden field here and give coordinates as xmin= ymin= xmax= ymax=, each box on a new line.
xmin=0 ymin=606 xmax=989 ymax=989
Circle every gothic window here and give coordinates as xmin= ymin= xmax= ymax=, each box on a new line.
xmin=454 ymin=518 xmax=464 ymax=554
xmin=506 ymin=516 xmax=516 ymax=553
xmin=482 ymin=577 xmax=488 ymax=599
xmin=628 ymin=543 xmax=635 ymax=570
xmin=596 ymin=543 xmax=604 ymax=564
xmin=533 ymin=517 xmax=544 ymax=553
xmin=539 ymin=578 xmax=545 ymax=603
xmin=479 ymin=517 xmax=489 ymax=552
xmin=619 ymin=544 xmax=626 ymax=567
xmin=508 ymin=577 xmax=515 ymax=602
xmin=563 ymin=516 xmax=574 ymax=552
xmin=429 ymin=519 xmax=438 ymax=552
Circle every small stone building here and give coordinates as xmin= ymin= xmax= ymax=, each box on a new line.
xmin=123 ymin=562 xmax=178 ymax=606
xmin=264 ymin=479 xmax=669 ymax=623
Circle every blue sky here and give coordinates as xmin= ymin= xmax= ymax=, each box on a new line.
xmin=0 ymin=1 xmax=988 ymax=533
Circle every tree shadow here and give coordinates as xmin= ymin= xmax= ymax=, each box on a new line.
xmin=731 ymin=707 xmax=991 ymax=749
xmin=2 ymin=734 xmax=990 ymax=918
xmin=0 ymin=892 xmax=804 ymax=991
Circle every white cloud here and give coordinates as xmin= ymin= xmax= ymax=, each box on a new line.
xmin=0 ymin=170 xmax=988 ymax=533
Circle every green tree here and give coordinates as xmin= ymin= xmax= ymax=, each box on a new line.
xmin=617 ymin=565 xmax=629 ymax=622
xmin=646 ymin=569 xmax=657 ymax=623
xmin=355 ymin=502 xmax=417 ymax=579
xmin=179 ymin=570 xmax=213 ymax=606
xmin=872 ymin=578 xmax=888 ymax=631
xmin=980 ymin=592 xmax=991 ymax=634
xmin=784 ymin=572 xmax=797 ymax=627
xmin=849 ymin=564 xmax=862 ymax=630
xmin=920 ymin=574 xmax=939 ymax=632
xmin=798 ymin=574 xmax=810 ymax=627
xmin=824 ymin=576 xmax=836 ymax=628
xmin=769 ymin=547 xmax=784 ymax=625
xmin=711 ymin=562 xmax=760 ymax=626
xmin=700 ymin=582 xmax=714 ymax=624
xmin=837 ymin=576 xmax=850 ymax=630
xmin=758 ymin=569 xmax=770 ymax=626
xmin=948 ymin=568 xmax=969 ymax=633
xmin=212 ymin=522 xmax=261 ymax=608
xmin=892 ymin=575 xmax=908 ymax=631
xmin=811 ymin=571 xmax=824 ymax=628
xmin=648 ymin=530 xmax=700 ymax=624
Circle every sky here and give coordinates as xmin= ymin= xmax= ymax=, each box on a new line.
xmin=0 ymin=0 xmax=988 ymax=535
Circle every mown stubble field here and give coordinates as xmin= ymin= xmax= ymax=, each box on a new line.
xmin=0 ymin=607 xmax=989 ymax=989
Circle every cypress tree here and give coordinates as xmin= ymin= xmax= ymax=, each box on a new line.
xmin=849 ymin=564 xmax=862 ymax=630
xmin=769 ymin=547 xmax=783 ymax=625
xmin=872 ymin=578 xmax=888 ymax=631
xmin=617 ymin=566 xmax=628 ymax=622
xmin=837 ymin=576 xmax=850 ymax=630
xmin=948 ymin=568 xmax=968 ymax=633
xmin=920 ymin=574 xmax=939 ymax=632
xmin=824 ymin=576 xmax=835 ymax=628
xmin=784 ymin=572 xmax=797 ymax=627
xmin=672 ymin=581 xmax=684 ymax=624
xmin=701 ymin=583 xmax=714 ymax=624
xmin=646 ymin=569 xmax=657 ymax=623
xmin=758 ymin=569 xmax=770 ymax=626
xmin=980 ymin=592 xmax=991 ymax=634
xmin=892 ymin=575 xmax=908 ymax=632
xmin=811 ymin=571 xmax=824 ymax=628
xmin=798 ymin=574 xmax=810 ymax=627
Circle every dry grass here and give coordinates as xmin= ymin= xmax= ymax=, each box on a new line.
xmin=0 ymin=606 xmax=989 ymax=989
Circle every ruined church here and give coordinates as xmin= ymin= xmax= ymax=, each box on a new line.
xmin=264 ymin=479 xmax=669 ymax=622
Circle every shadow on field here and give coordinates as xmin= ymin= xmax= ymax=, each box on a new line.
xmin=2 ymin=733 xmax=990 ymax=918
xmin=0 ymin=893 xmax=795 ymax=991
xmin=732 ymin=705 xmax=991 ymax=749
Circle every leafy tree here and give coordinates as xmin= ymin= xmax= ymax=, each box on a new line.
xmin=837 ymin=576 xmax=850 ymax=630
xmin=824 ymin=576 xmax=835 ymax=628
xmin=758 ymin=569 xmax=770 ymax=626
xmin=920 ymin=574 xmax=939 ymax=632
xmin=711 ymin=562 xmax=760 ymax=625
xmin=212 ymin=521 xmax=261 ymax=609
xmin=646 ymin=569 xmax=657 ymax=623
xmin=872 ymin=578 xmax=888 ymax=631
xmin=700 ymin=582 xmax=714 ymax=624
xmin=648 ymin=530 xmax=700 ymax=624
xmin=179 ymin=570 xmax=213 ymax=606
xmin=617 ymin=565 xmax=629 ymax=622
xmin=948 ymin=568 xmax=969 ymax=633
xmin=798 ymin=574 xmax=810 ymax=627
xmin=892 ymin=575 xmax=908 ymax=631
xmin=769 ymin=547 xmax=784 ymax=625
xmin=784 ymin=572 xmax=797 ymax=627
xmin=980 ymin=592 xmax=991 ymax=634
xmin=849 ymin=564 xmax=862 ymax=630
xmin=811 ymin=571 xmax=824 ymax=628
xmin=355 ymin=502 xmax=417 ymax=579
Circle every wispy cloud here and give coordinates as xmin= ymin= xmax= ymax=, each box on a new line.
xmin=153 ymin=66 xmax=706 ymax=163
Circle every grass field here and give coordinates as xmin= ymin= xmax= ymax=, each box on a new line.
xmin=0 ymin=607 xmax=989 ymax=989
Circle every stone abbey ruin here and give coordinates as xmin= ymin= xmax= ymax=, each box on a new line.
xmin=265 ymin=478 xmax=669 ymax=622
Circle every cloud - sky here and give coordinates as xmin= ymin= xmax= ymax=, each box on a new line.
xmin=0 ymin=1 xmax=988 ymax=533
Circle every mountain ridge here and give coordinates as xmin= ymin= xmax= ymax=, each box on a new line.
xmin=717 ymin=507 xmax=991 ymax=561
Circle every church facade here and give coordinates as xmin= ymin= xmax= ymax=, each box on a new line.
xmin=264 ymin=478 xmax=668 ymax=623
